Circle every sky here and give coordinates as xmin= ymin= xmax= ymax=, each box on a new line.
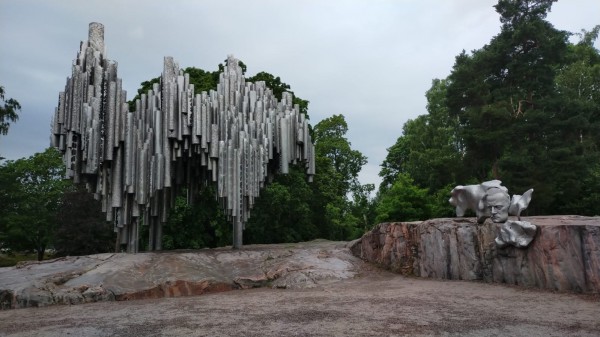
xmin=1 ymin=0 xmax=599 ymax=191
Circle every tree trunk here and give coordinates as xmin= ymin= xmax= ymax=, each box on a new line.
xmin=492 ymin=159 xmax=500 ymax=179
xmin=37 ymin=246 xmax=45 ymax=261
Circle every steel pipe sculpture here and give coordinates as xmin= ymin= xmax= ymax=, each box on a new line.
xmin=51 ymin=22 xmax=315 ymax=252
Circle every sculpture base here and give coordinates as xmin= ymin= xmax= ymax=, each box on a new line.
xmin=350 ymin=215 xmax=600 ymax=293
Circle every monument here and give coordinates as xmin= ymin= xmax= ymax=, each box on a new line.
xmin=51 ymin=22 xmax=315 ymax=252
xmin=449 ymin=180 xmax=536 ymax=248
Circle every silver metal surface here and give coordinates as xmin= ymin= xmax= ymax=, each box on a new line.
xmin=449 ymin=180 xmax=537 ymax=248
xmin=53 ymin=23 xmax=315 ymax=252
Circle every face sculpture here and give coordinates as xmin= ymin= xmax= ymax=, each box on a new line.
xmin=483 ymin=188 xmax=510 ymax=223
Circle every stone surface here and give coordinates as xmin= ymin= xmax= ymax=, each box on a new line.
xmin=1 ymin=272 xmax=599 ymax=337
xmin=350 ymin=215 xmax=600 ymax=293
xmin=0 ymin=240 xmax=363 ymax=309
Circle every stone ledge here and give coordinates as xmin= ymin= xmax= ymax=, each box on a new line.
xmin=0 ymin=241 xmax=363 ymax=310
xmin=350 ymin=215 xmax=600 ymax=293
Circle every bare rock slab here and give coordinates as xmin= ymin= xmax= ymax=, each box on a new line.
xmin=350 ymin=216 xmax=600 ymax=293
xmin=0 ymin=240 xmax=363 ymax=309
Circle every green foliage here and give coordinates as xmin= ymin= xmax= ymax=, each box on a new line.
xmin=494 ymin=0 xmax=556 ymax=27
xmin=380 ymin=79 xmax=463 ymax=193
xmin=313 ymin=114 xmax=367 ymax=193
xmin=375 ymin=174 xmax=432 ymax=223
xmin=447 ymin=0 xmax=569 ymax=181
xmin=128 ymin=77 xmax=160 ymax=111
xmin=0 ymin=252 xmax=53 ymax=267
xmin=348 ymin=183 xmax=377 ymax=233
xmin=309 ymin=115 xmax=370 ymax=239
xmin=53 ymin=187 xmax=115 ymax=256
xmin=379 ymin=1 xmax=600 ymax=219
xmin=246 ymin=165 xmax=315 ymax=243
xmin=578 ymin=163 xmax=600 ymax=216
xmin=127 ymin=66 xmax=221 ymax=111
xmin=377 ymin=79 xmax=464 ymax=221
xmin=161 ymin=186 xmax=231 ymax=250
xmin=429 ymin=184 xmax=459 ymax=218
xmin=0 ymin=85 xmax=20 ymax=136
xmin=441 ymin=0 xmax=600 ymax=215
xmin=248 ymin=72 xmax=310 ymax=116
xmin=239 ymin=103 xmax=370 ymax=243
xmin=184 ymin=66 xmax=220 ymax=93
xmin=124 ymin=62 xmax=370 ymax=248
xmin=0 ymin=148 xmax=71 ymax=260
xmin=379 ymin=136 xmax=409 ymax=192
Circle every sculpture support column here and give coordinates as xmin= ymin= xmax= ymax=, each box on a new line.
xmin=233 ymin=219 xmax=242 ymax=249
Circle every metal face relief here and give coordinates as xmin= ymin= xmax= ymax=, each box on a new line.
xmin=449 ymin=180 xmax=537 ymax=248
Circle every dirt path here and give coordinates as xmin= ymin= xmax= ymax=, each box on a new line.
xmin=0 ymin=268 xmax=598 ymax=337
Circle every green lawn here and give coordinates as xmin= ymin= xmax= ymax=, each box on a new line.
xmin=0 ymin=252 xmax=53 ymax=267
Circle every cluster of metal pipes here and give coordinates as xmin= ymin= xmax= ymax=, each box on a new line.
xmin=51 ymin=22 xmax=315 ymax=252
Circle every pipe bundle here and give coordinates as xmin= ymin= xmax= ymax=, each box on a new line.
xmin=52 ymin=22 xmax=315 ymax=251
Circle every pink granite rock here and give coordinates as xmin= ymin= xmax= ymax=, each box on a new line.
xmin=351 ymin=216 xmax=600 ymax=293
xmin=0 ymin=240 xmax=363 ymax=309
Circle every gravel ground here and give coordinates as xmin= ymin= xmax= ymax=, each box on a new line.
xmin=0 ymin=267 xmax=598 ymax=337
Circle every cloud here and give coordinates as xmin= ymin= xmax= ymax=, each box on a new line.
xmin=1 ymin=0 xmax=599 ymax=190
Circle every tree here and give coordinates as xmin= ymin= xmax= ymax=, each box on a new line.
xmin=127 ymin=66 xmax=222 ymax=111
xmin=161 ymin=185 xmax=231 ymax=250
xmin=447 ymin=0 xmax=568 ymax=182
xmin=378 ymin=1 xmax=600 ymax=219
xmin=381 ymin=79 xmax=463 ymax=193
xmin=378 ymin=79 xmax=465 ymax=219
xmin=348 ymin=183 xmax=376 ymax=232
xmin=248 ymin=72 xmax=309 ymax=115
xmin=379 ymin=135 xmax=410 ymax=192
xmin=126 ymin=65 xmax=319 ymax=248
xmin=311 ymin=114 xmax=369 ymax=239
xmin=442 ymin=0 xmax=591 ymax=214
xmin=313 ymin=114 xmax=367 ymax=193
xmin=0 ymin=148 xmax=71 ymax=260
xmin=0 ymin=85 xmax=21 ymax=160
xmin=53 ymin=187 xmax=115 ymax=256
xmin=375 ymin=174 xmax=432 ymax=223
xmin=245 ymin=165 xmax=315 ymax=243
xmin=0 ymin=85 xmax=20 ymax=136
xmin=127 ymin=63 xmax=370 ymax=246
xmin=549 ymin=25 xmax=600 ymax=214
xmin=494 ymin=0 xmax=556 ymax=28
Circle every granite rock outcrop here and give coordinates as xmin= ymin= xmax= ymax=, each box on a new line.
xmin=350 ymin=216 xmax=600 ymax=293
xmin=0 ymin=240 xmax=362 ymax=309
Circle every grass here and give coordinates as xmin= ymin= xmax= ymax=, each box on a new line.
xmin=0 ymin=252 xmax=54 ymax=267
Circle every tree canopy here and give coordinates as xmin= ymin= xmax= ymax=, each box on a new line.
xmin=5 ymin=0 xmax=599 ymax=259
xmin=125 ymin=62 xmax=371 ymax=249
xmin=377 ymin=0 xmax=600 ymax=221
xmin=0 ymin=148 xmax=71 ymax=260
xmin=0 ymin=85 xmax=20 ymax=136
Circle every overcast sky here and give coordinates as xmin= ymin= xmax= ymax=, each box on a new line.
xmin=1 ymin=0 xmax=598 ymax=191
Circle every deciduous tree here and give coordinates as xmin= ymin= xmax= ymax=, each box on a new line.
xmin=0 ymin=85 xmax=20 ymax=136
xmin=0 ymin=148 xmax=70 ymax=260
xmin=54 ymin=187 xmax=115 ymax=256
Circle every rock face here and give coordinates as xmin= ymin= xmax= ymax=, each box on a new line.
xmin=350 ymin=216 xmax=600 ymax=293
xmin=0 ymin=240 xmax=363 ymax=309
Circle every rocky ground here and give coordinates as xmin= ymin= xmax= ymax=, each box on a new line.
xmin=0 ymin=240 xmax=599 ymax=336
xmin=353 ymin=216 xmax=600 ymax=293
